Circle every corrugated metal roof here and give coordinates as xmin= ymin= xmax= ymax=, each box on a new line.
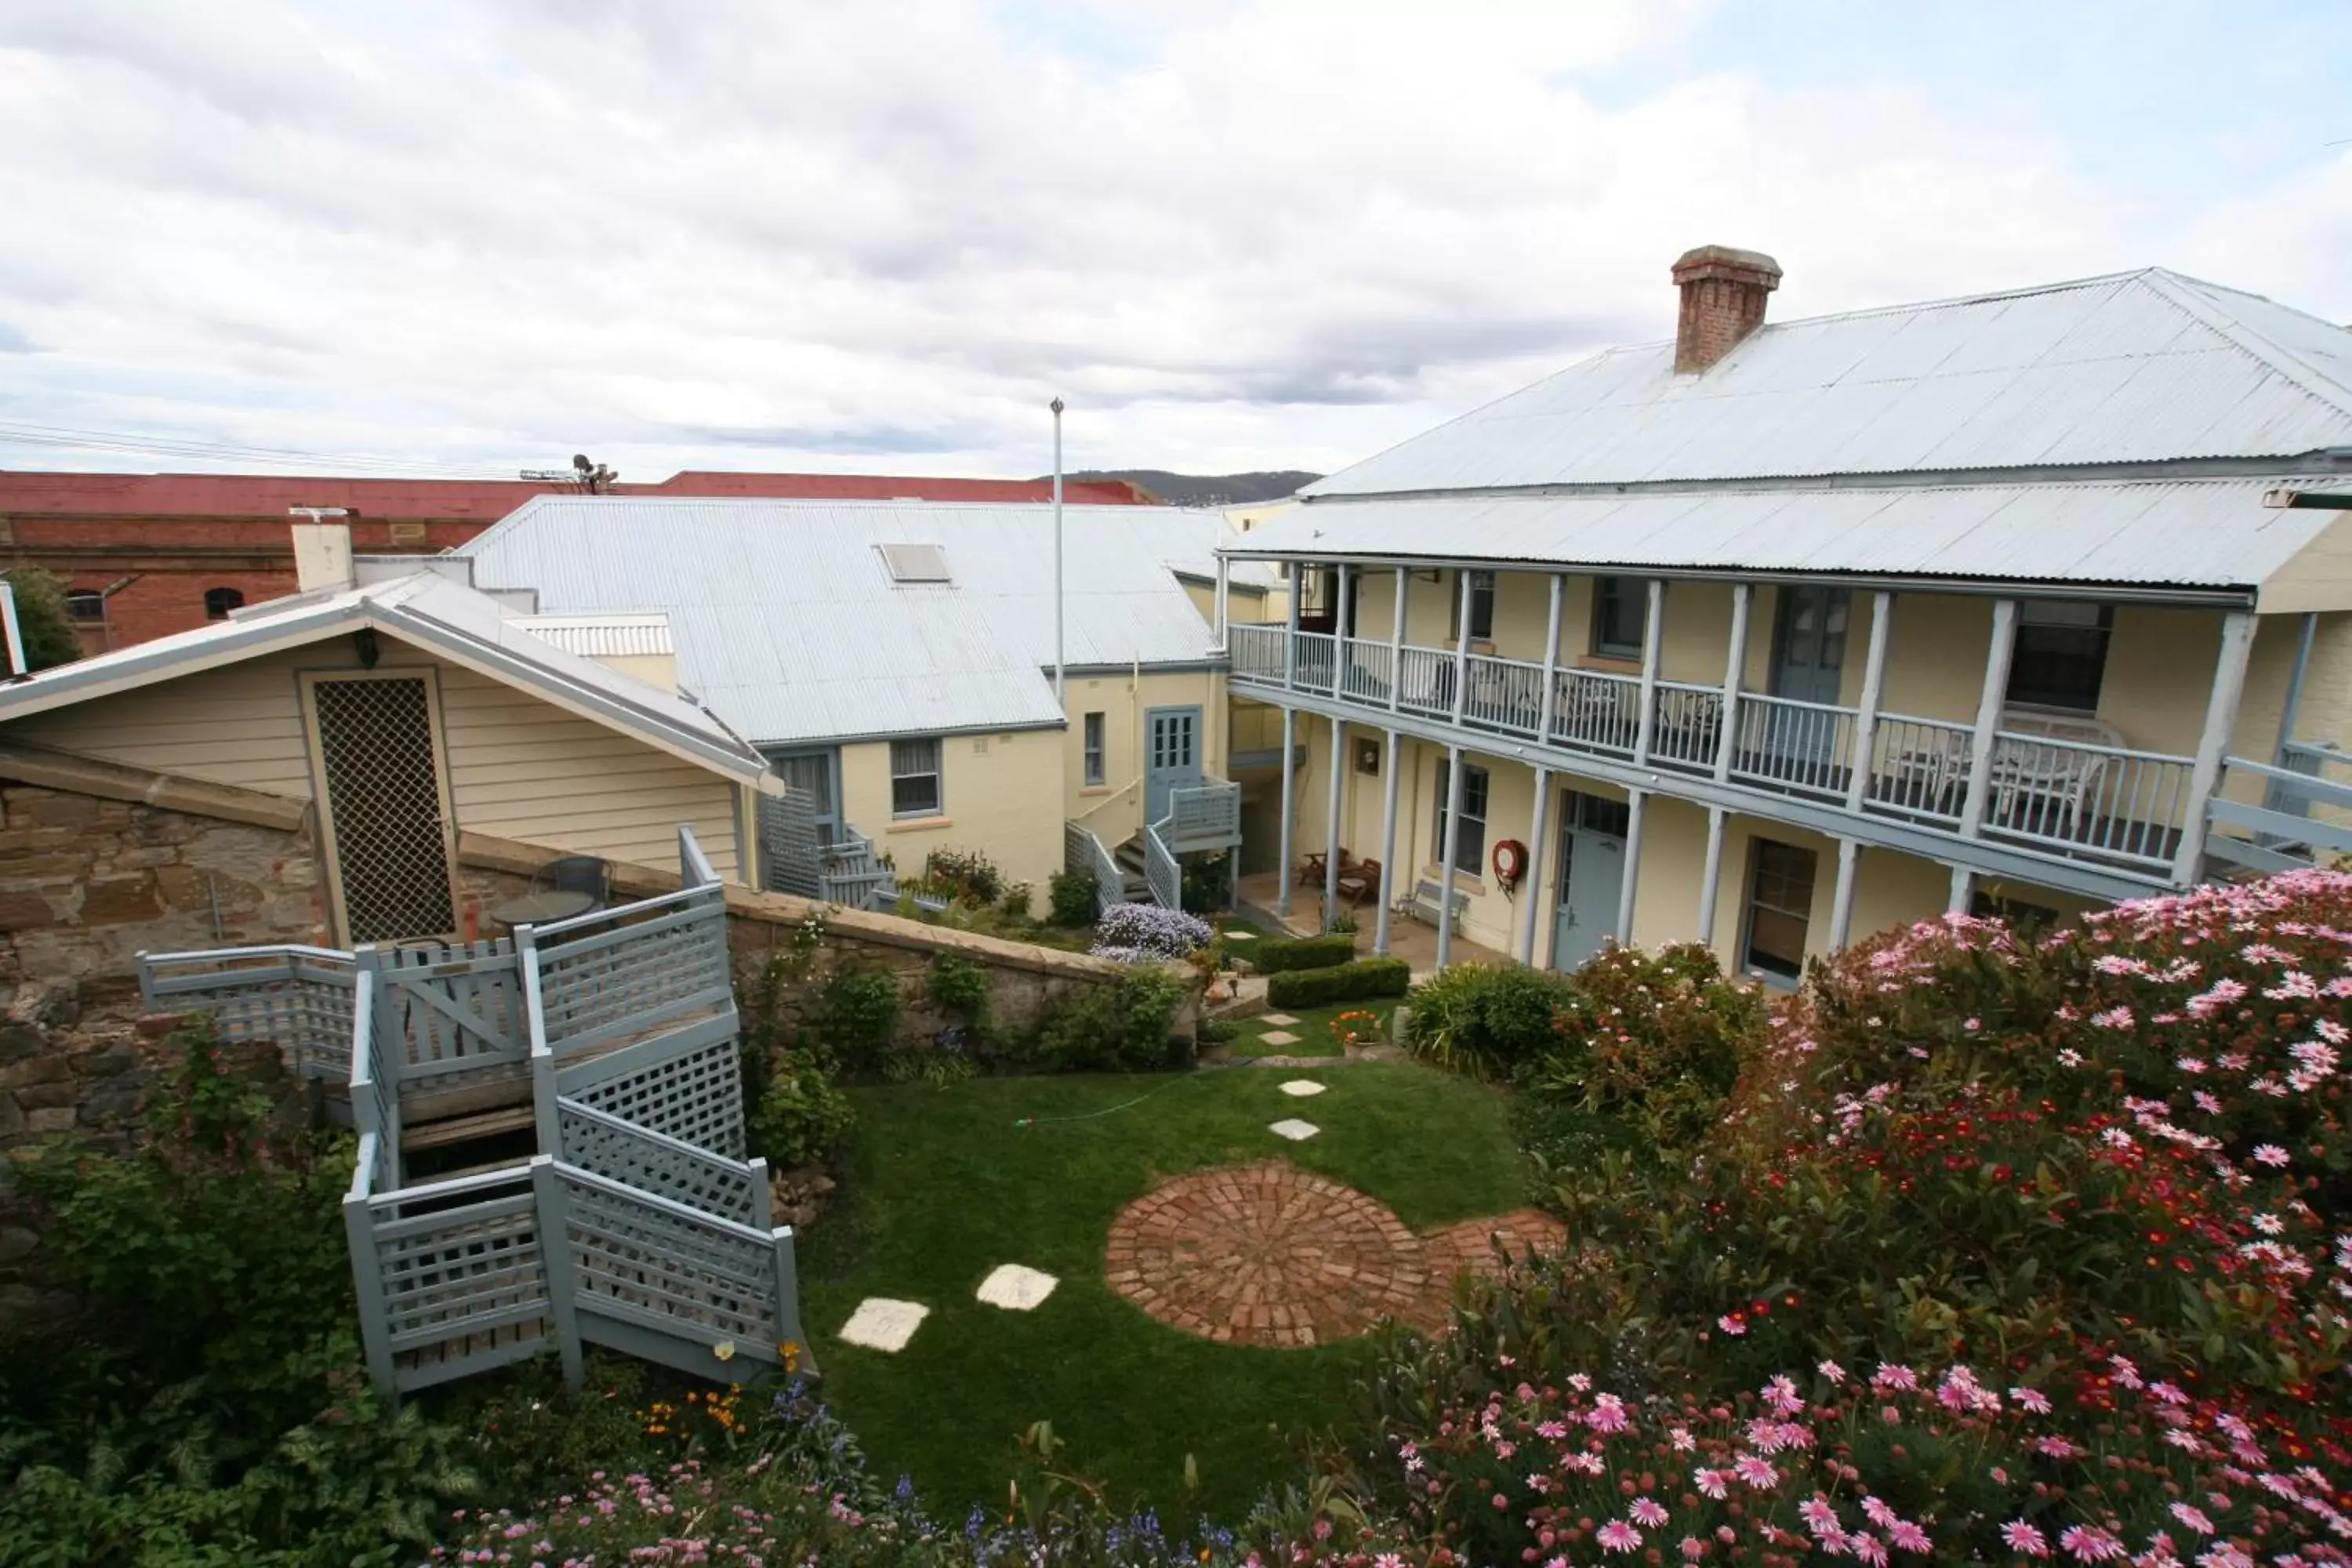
xmin=0 ymin=572 xmax=774 ymax=785
xmin=1232 ymin=478 xmax=2344 ymax=597
xmin=459 ymin=498 xmax=1232 ymax=746
xmin=0 ymin=468 xmax=1149 ymax=518
xmin=513 ymin=612 xmax=675 ymax=658
xmin=1305 ymin=270 xmax=2352 ymax=497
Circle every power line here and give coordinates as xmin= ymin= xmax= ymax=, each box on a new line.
xmin=0 ymin=419 xmax=522 ymax=481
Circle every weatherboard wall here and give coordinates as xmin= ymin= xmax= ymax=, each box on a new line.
xmin=5 ymin=633 xmax=743 ymax=884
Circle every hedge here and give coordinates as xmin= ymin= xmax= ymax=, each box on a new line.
xmin=1265 ymin=956 xmax=1410 ymax=1007
xmin=1250 ymin=931 xmax=1359 ymax=974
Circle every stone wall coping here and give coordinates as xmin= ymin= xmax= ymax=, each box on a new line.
xmin=0 ymin=742 xmax=310 ymax=834
xmin=453 ymin=830 xmax=1134 ymax=983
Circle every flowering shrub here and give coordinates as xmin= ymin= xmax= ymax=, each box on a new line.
xmin=1356 ymin=1347 xmax=2352 ymax=1567
xmin=1090 ymin=902 xmax=1214 ymax=963
xmin=1532 ymin=942 xmax=1765 ymax=1155
xmin=1321 ymin=870 xmax=2352 ymax=1567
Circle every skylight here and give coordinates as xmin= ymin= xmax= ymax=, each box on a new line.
xmin=877 ymin=543 xmax=951 ymax=584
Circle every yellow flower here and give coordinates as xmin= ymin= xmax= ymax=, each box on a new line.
xmin=713 ymin=1339 xmax=737 ymax=1363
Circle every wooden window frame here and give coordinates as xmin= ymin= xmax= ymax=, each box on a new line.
xmin=2005 ymin=600 xmax=2114 ymax=716
xmin=1738 ymin=835 xmax=1817 ymax=989
xmin=1592 ymin=575 xmax=1647 ymax=659
xmin=890 ymin=736 xmax=944 ymax=818
xmin=1446 ymin=570 xmax=1496 ymax=643
xmin=1083 ymin=711 xmax=1106 ymax=787
xmin=1432 ymin=759 xmax=1490 ymax=874
xmin=297 ymin=666 xmax=463 ymax=948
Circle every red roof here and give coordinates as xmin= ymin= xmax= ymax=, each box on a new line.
xmin=0 ymin=468 xmax=1150 ymax=519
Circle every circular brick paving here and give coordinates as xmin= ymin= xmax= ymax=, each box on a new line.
xmin=1104 ymin=1160 xmax=1563 ymax=1348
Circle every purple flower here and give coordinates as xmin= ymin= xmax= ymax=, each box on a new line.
xmin=1089 ymin=902 xmax=1213 ymax=961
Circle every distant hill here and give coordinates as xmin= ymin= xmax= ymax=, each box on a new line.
xmin=1046 ymin=470 xmax=1320 ymax=507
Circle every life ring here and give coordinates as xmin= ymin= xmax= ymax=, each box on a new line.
xmin=1491 ymin=838 xmax=1529 ymax=889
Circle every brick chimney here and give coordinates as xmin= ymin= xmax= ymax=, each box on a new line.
xmin=1671 ymin=245 xmax=1781 ymax=373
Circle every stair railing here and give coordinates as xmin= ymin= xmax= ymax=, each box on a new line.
xmin=1063 ymin=820 xmax=1131 ymax=919
xmin=1144 ymin=815 xmax=1182 ymax=910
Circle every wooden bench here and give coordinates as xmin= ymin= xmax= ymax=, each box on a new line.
xmin=1403 ymin=877 xmax=1470 ymax=928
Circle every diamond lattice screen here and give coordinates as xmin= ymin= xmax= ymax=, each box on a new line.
xmin=312 ymin=677 xmax=457 ymax=944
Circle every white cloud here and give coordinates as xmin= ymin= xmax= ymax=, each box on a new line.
xmin=0 ymin=0 xmax=2341 ymax=484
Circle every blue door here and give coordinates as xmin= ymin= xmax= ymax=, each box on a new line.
xmin=1145 ymin=706 xmax=1203 ymax=826
xmin=1551 ymin=792 xmax=1628 ymax=971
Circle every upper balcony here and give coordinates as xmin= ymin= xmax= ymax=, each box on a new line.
xmin=1230 ymin=580 xmax=2233 ymax=890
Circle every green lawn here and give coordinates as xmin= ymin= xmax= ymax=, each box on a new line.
xmin=1223 ymin=998 xmax=1398 ymax=1058
xmin=797 ymin=1064 xmax=1523 ymax=1522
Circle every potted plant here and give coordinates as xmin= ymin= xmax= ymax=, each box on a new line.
xmin=1185 ymin=935 xmax=1232 ymax=1000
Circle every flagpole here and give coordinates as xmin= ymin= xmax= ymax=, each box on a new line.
xmin=1051 ymin=396 xmax=1065 ymax=704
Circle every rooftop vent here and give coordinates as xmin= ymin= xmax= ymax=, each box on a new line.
xmin=877 ymin=543 xmax=951 ymax=584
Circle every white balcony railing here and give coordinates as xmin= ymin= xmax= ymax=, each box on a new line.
xmin=1228 ymin=621 xmax=2199 ymax=876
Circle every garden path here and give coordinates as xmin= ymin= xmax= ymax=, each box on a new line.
xmin=1104 ymin=1160 xmax=1562 ymax=1348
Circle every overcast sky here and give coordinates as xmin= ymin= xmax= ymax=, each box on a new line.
xmin=1 ymin=0 xmax=2347 ymax=485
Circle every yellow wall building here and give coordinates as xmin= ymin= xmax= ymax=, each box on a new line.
xmin=1217 ymin=253 xmax=2352 ymax=978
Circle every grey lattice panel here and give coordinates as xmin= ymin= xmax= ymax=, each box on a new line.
xmin=557 ymin=1100 xmax=759 ymax=1224
xmin=140 ymin=949 xmax=358 ymax=1080
xmin=370 ymin=1191 xmax=547 ymax=1352
xmin=534 ymin=897 xmax=731 ymax=1054
xmin=759 ymin=789 xmax=822 ymax=896
xmin=560 ymin=1178 xmax=779 ymax=1344
xmin=310 ymin=677 xmax=457 ymax=943
xmin=565 ymin=1035 xmax=745 ymax=1159
xmin=374 ymin=940 xmax=526 ymax=1078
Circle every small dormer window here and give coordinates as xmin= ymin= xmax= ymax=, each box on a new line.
xmin=877 ymin=543 xmax=950 ymax=584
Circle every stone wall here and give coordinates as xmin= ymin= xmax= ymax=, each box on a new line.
xmin=0 ymin=784 xmax=328 ymax=985
xmin=0 ymin=791 xmax=1187 ymax=1323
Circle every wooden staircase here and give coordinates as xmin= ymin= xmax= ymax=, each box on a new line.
xmin=138 ymin=828 xmax=811 ymax=1398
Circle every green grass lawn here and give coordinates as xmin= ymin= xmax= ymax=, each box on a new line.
xmin=1223 ymin=998 xmax=1398 ymax=1058
xmin=797 ymin=1064 xmax=1523 ymax=1523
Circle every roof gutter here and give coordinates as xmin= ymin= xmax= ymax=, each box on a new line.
xmin=1211 ymin=550 xmax=2260 ymax=611
xmin=375 ymin=605 xmax=781 ymax=790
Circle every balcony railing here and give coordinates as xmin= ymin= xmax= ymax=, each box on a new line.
xmin=1228 ymin=622 xmax=2200 ymax=877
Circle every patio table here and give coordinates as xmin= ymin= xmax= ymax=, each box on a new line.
xmin=485 ymin=889 xmax=597 ymax=930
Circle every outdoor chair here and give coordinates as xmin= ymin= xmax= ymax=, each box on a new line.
xmin=1336 ymin=857 xmax=1381 ymax=905
xmin=532 ymin=854 xmax=612 ymax=910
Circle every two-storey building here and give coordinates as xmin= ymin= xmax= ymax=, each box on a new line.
xmin=1216 ymin=248 xmax=2352 ymax=978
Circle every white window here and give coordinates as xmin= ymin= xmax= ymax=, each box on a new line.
xmin=1741 ymin=838 xmax=1817 ymax=984
xmin=1083 ymin=712 xmax=1105 ymax=786
xmin=890 ymin=738 xmax=942 ymax=818
xmin=1594 ymin=575 xmax=1648 ymax=659
xmin=1432 ymin=761 xmax=1490 ymax=873
xmin=2006 ymin=600 xmax=2112 ymax=713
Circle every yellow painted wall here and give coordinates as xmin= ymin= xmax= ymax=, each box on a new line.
xmin=841 ymin=727 xmax=1067 ymax=913
xmin=9 ymin=633 xmax=746 ymax=880
xmin=1061 ymin=668 xmax=1225 ymax=848
xmin=1263 ymin=713 xmax=2129 ymax=977
xmin=2263 ymin=513 xmax=2352 ymax=615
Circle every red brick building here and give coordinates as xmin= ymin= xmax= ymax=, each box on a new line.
xmin=0 ymin=468 xmax=1151 ymax=652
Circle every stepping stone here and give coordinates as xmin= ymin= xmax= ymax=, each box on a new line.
xmin=1223 ymin=930 xmax=1258 ymax=942
xmin=1279 ymin=1080 xmax=1327 ymax=1098
xmin=975 ymin=1264 xmax=1058 ymax=1311
xmin=1257 ymin=1029 xmax=1301 ymax=1046
xmin=1261 ymin=1012 xmax=1300 ymax=1025
xmin=1268 ymin=1118 xmax=1320 ymax=1142
xmin=838 ymin=1297 xmax=928 ymax=1352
